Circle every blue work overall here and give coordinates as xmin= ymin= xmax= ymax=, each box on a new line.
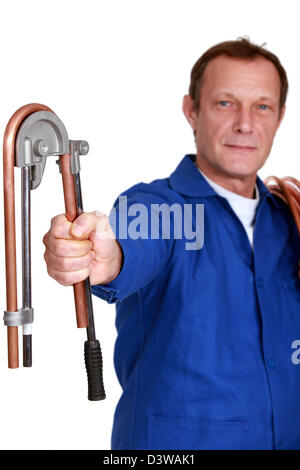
xmin=92 ymin=154 xmax=300 ymax=450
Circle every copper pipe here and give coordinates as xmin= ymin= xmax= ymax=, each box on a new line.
xmin=3 ymin=103 xmax=52 ymax=368
xmin=264 ymin=175 xmax=300 ymax=279
xmin=59 ymin=154 xmax=89 ymax=328
xmin=264 ymin=176 xmax=300 ymax=236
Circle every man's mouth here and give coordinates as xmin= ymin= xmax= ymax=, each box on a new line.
xmin=225 ymin=144 xmax=256 ymax=152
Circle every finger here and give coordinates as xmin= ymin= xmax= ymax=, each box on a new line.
xmin=45 ymin=237 xmax=92 ymax=258
xmin=47 ymin=265 xmax=91 ymax=286
xmin=44 ymin=249 xmax=95 ymax=273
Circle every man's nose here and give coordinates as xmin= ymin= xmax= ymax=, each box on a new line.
xmin=232 ymin=107 xmax=254 ymax=134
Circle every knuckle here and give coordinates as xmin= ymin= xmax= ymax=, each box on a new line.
xmin=51 ymin=213 xmax=65 ymax=224
xmin=52 ymin=223 xmax=64 ymax=238
xmin=50 ymin=215 xmax=59 ymax=228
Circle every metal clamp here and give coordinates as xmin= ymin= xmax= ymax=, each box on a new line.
xmin=70 ymin=140 xmax=89 ymax=173
xmin=4 ymin=308 xmax=34 ymax=327
xmin=56 ymin=140 xmax=89 ymax=175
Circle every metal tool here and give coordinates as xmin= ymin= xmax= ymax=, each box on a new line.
xmin=3 ymin=103 xmax=106 ymax=400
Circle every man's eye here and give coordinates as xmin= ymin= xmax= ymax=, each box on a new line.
xmin=219 ymin=101 xmax=230 ymax=107
xmin=259 ymin=104 xmax=269 ymax=110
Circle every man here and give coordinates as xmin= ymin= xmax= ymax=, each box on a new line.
xmin=43 ymin=38 xmax=300 ymax=450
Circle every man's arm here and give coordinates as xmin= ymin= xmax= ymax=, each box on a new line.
xmin=43 ymin=184 xmax=177 ymax=304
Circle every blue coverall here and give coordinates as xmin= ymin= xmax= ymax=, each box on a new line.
xmin=92 ymin=154 xmax=300 ymax=450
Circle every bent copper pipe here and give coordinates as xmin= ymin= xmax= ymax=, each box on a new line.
xmin=3 ymin=104 xmax=88 ymax=368
xmin=264 ymin=175 xmax=300 ymax=279
xmin=3 ymin=104 xmax=51 ymax=368
xmin=264 ymin=176 xmax=300 ymax=235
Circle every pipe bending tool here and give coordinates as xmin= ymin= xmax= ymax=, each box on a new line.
xmin=3 ymin=103 xmax=105 ymax=401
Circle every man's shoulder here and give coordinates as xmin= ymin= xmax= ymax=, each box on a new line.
xmin=116 ymin=175 xmax=186 ymax=205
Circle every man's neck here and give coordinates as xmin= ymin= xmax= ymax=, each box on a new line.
xmin=195 ymin=158 xmax=257 ymax=199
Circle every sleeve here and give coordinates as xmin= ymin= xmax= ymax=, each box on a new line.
xmin=91 ymin=182 xmax=177 ymax=304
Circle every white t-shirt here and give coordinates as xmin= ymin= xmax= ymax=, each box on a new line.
xmin=197 ymin=167 xmax=260 ymax=248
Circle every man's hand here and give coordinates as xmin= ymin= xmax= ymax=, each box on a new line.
xmin=43 ymin=211 xmax=123 ymax=286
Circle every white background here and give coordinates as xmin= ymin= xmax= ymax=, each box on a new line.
xmin=0 ymin=0 xmax=298 ymax=450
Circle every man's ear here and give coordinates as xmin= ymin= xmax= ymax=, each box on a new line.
xmin=182 ymin=95 xmax=198 ymax=132
xmin=279 ymin=104 xmax=286 ymax=125
xmin=275 ymin=105 xmax=286 ymax=134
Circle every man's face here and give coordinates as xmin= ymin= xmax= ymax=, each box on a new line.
xmin=183 ymin=55 xmax=285 ymax=181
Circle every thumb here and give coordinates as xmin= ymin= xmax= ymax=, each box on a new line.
xmin=70 ymin=211 xmax=106 ymax=239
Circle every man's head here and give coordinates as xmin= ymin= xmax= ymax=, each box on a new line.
xmin=182 ymin=38 xmax=288 ymax=192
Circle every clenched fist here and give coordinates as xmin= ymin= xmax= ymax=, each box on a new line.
xmin=43 ymin=211 xmax=123 ymax=286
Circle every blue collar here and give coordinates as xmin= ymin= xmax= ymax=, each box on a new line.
xmin=169 ymin=154 xmax=283 ymax=209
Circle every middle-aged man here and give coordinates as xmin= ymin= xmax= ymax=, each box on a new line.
xmin=43 ymin=38 xmax=300 ymax=450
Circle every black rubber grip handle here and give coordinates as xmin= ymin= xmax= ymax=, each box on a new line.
xmin=84 ymin=340 xmax=106 ymax=401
